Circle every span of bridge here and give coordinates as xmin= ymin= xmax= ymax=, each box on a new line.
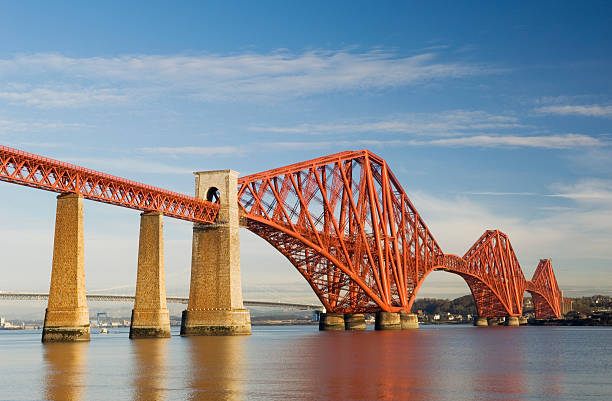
xmin=0 ymin=144 xmax=564 ymax=340
xmin=0 ymin=292 xmax=323 ymax=311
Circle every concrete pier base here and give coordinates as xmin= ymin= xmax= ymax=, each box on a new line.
xmin=319 ymin=313 xmax=345 ymax=331
xmin=474 ymin=317 xmax=489 ymax=326
xmin=518 ymin=316 xmax=528 ymax=325
xmin=344 ymin=313 xmax=366 ymax=330
xmin=43 ymin=193 xmax=90 ymax=342
xmin=130 ymin=212 xmax=171 ymax=339
xmin=181 ymin=309 xmax=251 ymax=336
xmin=487 ymin=317 xmax=502 ymax=326
xmin=506 ymin=316 xmax=520 ymax=327
xmin=181 ymin=170 xmax=251 ymax=336
xmin=375 ymin=312 xmax=401 ymax=330
xmin=400 ymin=312 xmax=419 ymax=329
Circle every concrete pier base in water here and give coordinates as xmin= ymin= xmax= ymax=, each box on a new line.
xmin=130 ymin=212 xmax=171 ymax=339
xmin=487 ymin=317 xmax=502 ymax=326
xmin=506 ymin=316 xmax=520 ymax=326
xmin=400 ymin=312 xmax=419 ymax=329
xmin=375 ymin=312 xmax=401 ymax=330
xmin=344 ymin=313 xmax=366 ymax=330
xmin=42 ymin=194 xmax=90 ymax=343
xmin=319 ymin=313 xmax=345 ymax=331
xmin=518 ymin=316 xmax=528 ymax=325
xmin=181 ymin=309 xmax=251 ymax=336
xmin=475 ymin=317 xmax=489 ymax=326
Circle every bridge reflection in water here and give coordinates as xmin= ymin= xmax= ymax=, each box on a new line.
xmin=43 ymin=342 xmax=88 ymax=401
xmin=187 ymin=336 xmax=245 ymax=400
xmin=18 ymin=326 xmax=605 ymax=400
xmin=132 ymin=338 xmax=169 ymax=401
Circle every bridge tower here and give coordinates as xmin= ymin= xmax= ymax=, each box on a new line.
xmin=180 ymin=170 xmax=251 ymax=336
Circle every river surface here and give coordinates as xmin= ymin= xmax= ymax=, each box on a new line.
xmin=0 ymin=325 xmax=610 ymax=401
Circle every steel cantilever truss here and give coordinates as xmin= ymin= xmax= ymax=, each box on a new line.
xmin=0 ymin=145 xmax=218 ymax=223
xmin=526 ymin=259 xmax=562 ymax=319
xmin=0 ymin=145 xmax=564 ymax=318
xmin=238 ymin=150 xmax=443 ymax=312
xmin=239 ymin=150 xmax=563 ymax=318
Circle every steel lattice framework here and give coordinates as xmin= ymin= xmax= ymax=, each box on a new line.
xmin=238 ymin=150 xmax=563 ymax=318
xmin=0 ymin=145 xmax=563 ymax=318
xmin=526 ymin=259 xmax=562 ymax=319
xmin=0 ymin=145 xmax=219 ymax=223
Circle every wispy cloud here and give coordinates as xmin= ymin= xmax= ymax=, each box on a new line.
xmin=65 ymin=156 xmax=193 ymax=175
xmin=140 ymin=145 xmax=244 ymax=157
xmin=0 ymin=117 xmax=85 ymax=132
xmin=0 ymin=50 xmax=491 ymax=107
xmin=351 ymin=133 xmax=602 ymax=149
xmin=405 ymin=133 xmax=602 ymax=149
xmin=547 ymin=179 xmax=612 ymax=204
xmin=536 ymin=104 xmax=612 ymax=117
xmin=0 ymin=87 xmax=128 ymax=108
xmin=249 ymin=110 xmax=523 ymax=136
xmin=465 ymin=191 xmax=539 ymax=196
xmin=139 ymin=134 xmax=603 ymax=161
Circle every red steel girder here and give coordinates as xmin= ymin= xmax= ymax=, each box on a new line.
xmin=0 ymin=145 xmax=219 ymax=223
xmin=1 ymin=145 xmax=564 ymax=317
xmin=238 ymin=150 xmax=563 ymax=317
xmin=526 ymin=259 xmax=563 ymax=319
xmin=238 ymin=150 xmax=444 ymax=313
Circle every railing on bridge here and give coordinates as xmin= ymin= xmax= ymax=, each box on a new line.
xmin=0 ymin=145 xmax=219 ymax=223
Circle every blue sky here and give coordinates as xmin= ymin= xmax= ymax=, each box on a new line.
xmin=0 ymin=1 xmax=611 ymax=307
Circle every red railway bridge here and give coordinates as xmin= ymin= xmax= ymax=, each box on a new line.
xmin=0 ymin=145 xmax=563 ymax=340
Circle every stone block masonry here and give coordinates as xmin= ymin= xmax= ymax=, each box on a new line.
xmin=130 ymin=211 xmax=171 ymax=339
xmin=181 ymin=170 xmax=251 ymax=336
xmin=42 ymin=193 xmax=90 ymax=342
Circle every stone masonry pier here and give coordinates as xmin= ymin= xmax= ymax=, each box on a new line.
xmin=180 ymin=170 xmax=251 ymax=336
xmin=42 ymin=193 xmax=90 ymax=342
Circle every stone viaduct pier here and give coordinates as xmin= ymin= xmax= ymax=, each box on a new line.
xmin=0 ymin=145 xmax=564 ymax=342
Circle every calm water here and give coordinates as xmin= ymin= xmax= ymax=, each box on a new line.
xmin=0 ymin=325 xmax=611 ymax=401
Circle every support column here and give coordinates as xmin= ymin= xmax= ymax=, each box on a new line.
xmin=319 ymin=313 xmax=345 ymax=331
xmin=518 ymin=316 xmax=528 ymax=325
xmin=474 ymin=317 xmax=488 ymax=326
xmin=130 ymin=212 xmax=171 ymax=339
xmin=506 ymin=316 xmax=520 ymax=326
xmin=181 ymin=170 xmax=251 ymax=336
xmin=375 ymin=311 xmax=401 ymax=330
xmin=42 ymin=193 xmax=90 ymax=342
xmin=344 ymin=313 xmax=366 ymax=330
xmin=400 ymin=312 xmax=419 ymax=329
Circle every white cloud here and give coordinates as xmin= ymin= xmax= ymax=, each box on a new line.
xmin=271 ymin=133 xmax=602 ymax=150
xmin=0 ymin=87 xmax=128 ymax=108
xmin=536 ymin=104 xmax=612 ymax=117
xmin=0 ymin=50 xmax=489 ymax=106
xmin=249 ymin=110 xmax=524 ymax=135
xmin=408 ymin=133 xmax=602 ymax=148
xmin=140 ymin=146 xmax=244 ymax=157
xmin=65 ymin=156 xmax=194 ymax=175
xmin=548 ymin=179 xmax=612 ymax=204
xmin=0 ymin=117 xmax=84 ymax=132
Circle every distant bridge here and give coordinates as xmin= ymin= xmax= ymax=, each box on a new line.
xmin=0 ymin=292 xmax=323 ymax=311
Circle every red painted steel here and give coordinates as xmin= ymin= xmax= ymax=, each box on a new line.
xmin=0 ymin=145 xmax=219 ymax=223
xmin=0 ymin=145 xmax=563 ymax=318
xmin=526 ymin=259 xmax=562 ymax=319
xmin=238 ymin=150 xmax=563 ymax=318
